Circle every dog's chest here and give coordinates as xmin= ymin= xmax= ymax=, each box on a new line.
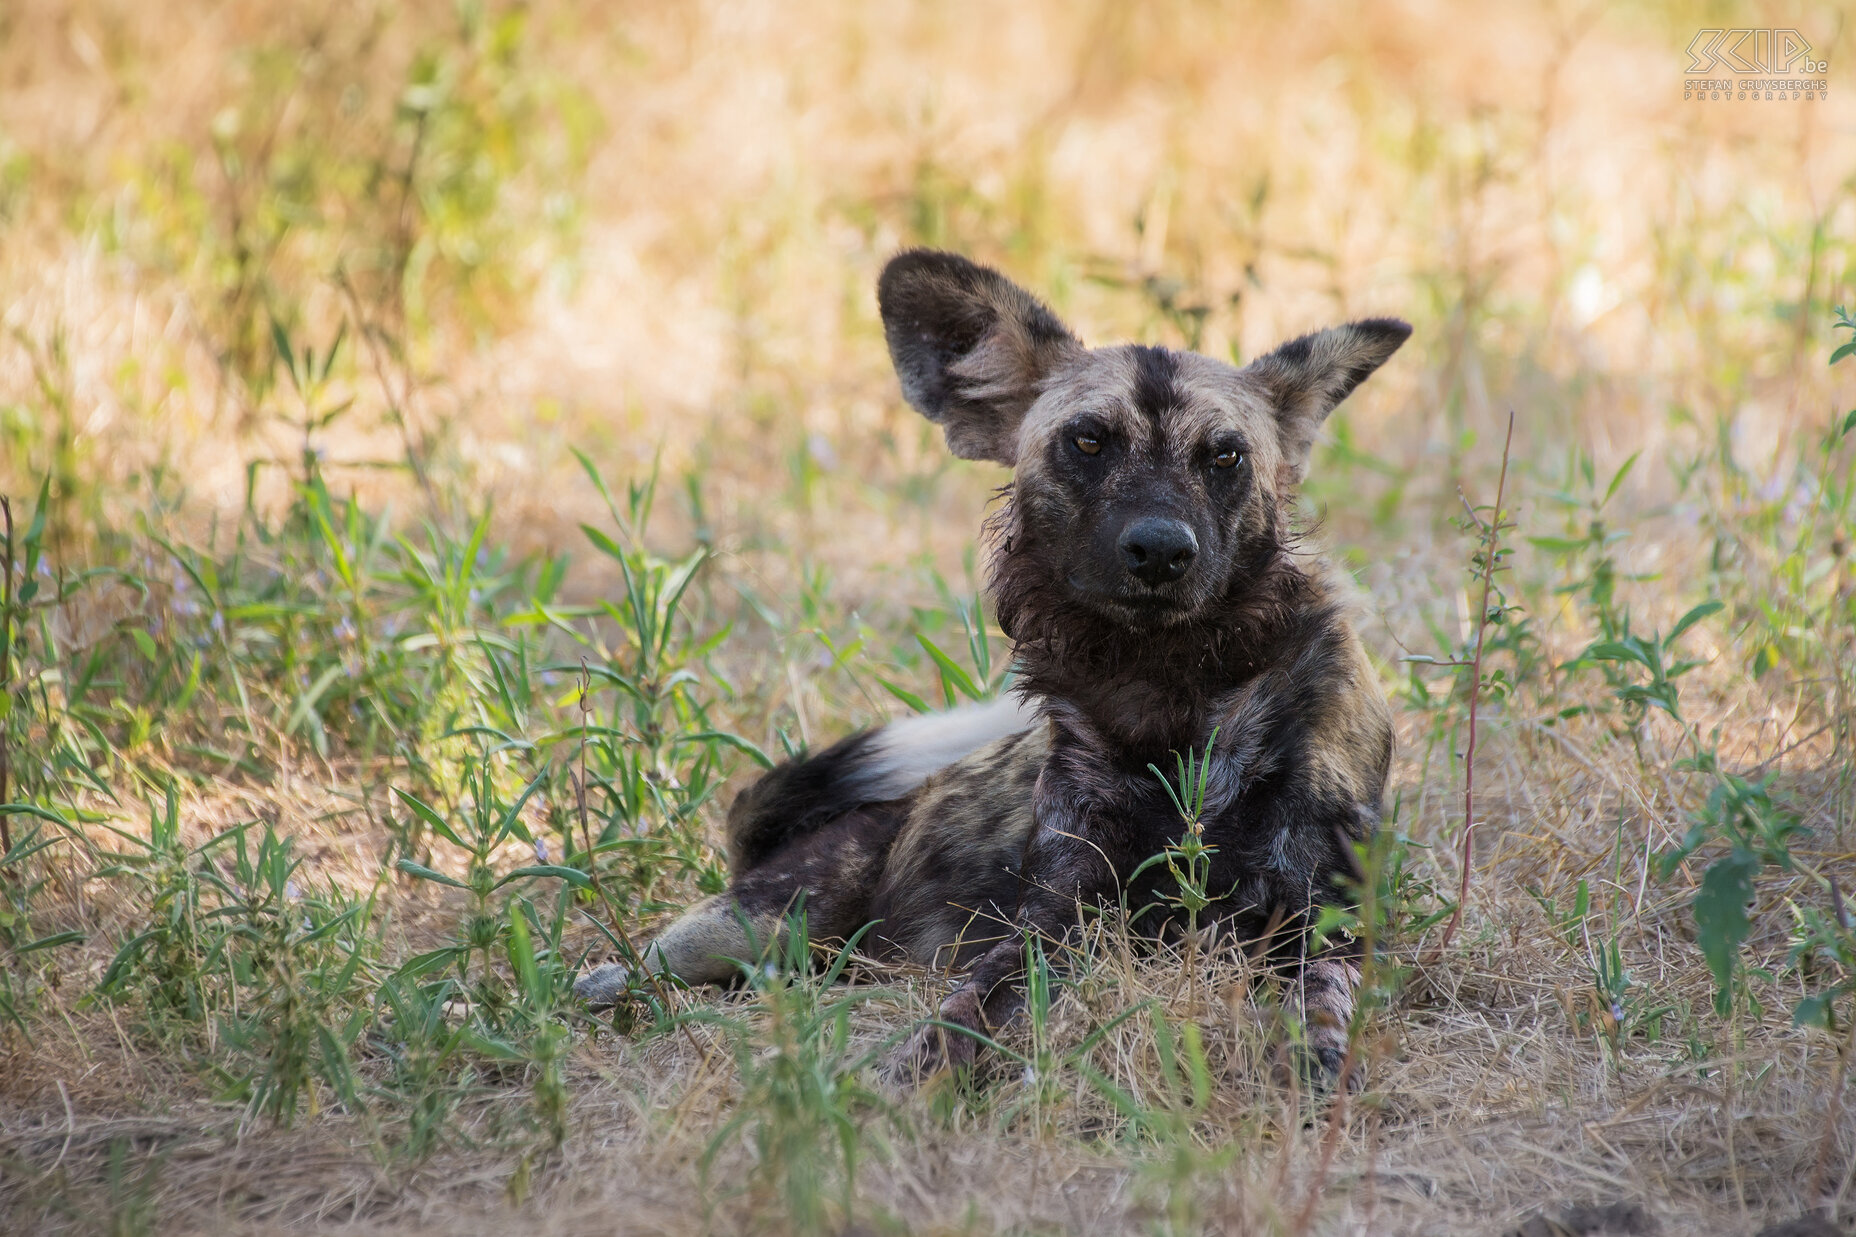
xmin=1044 ymin=693 xmax=1271 ymax=829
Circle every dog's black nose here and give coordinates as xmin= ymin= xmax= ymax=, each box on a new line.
xmin=1118 ymin=517 xmax=1197 ymax=587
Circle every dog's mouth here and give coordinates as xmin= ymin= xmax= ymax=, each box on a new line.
xmin=1064 ymin=573 xmax=1204 ymax=626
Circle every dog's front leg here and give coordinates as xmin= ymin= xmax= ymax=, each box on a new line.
xmin=887 ymin=819 xmax=1113 ymax=1084
xmin=1296 ymin=950 xmax=1363 ymax=1087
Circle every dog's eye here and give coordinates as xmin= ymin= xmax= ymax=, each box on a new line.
xmin=1213 ymin=449 xmax=1243 ymax=469
xmin=1073 ymin=435 xmax=1102 ymax=456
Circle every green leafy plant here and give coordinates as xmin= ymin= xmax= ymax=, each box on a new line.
xmin=0 ymin=824 xmax=84 ymax=1035
xmin=691 ymin=912 xmax=895 ymax=1236
xmin=92 ymin=788 xmax=377 ymax=1125
xmin=1574 ymin=601 xmax=1722 ymax=736
xmin=462 ymin=897 xmax=577 ymax=1155
xmin=1660 ymin=750 xmax=1809 ymax=1017
xmin=519 ymin=456 xmax=766 ymax=916
xmin=1529 ymin=448 xmax=1643 ymax=656
xmin=393 ymin=753 xmax=588 ymax=993
xmin=206 ymin=823 xmax=376 ymax=1126
xmin=1133 ymin=728 xmax=1228 ymax=1021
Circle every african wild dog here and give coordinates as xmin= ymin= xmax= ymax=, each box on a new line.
xmin=575 ymin=249 xmax=1409 ymax=1084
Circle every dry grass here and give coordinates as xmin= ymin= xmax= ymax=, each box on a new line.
xmin=2 ymin=1 xmax=1855 ymax=1234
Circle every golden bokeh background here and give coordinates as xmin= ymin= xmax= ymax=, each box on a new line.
xmin=3 ymin=0 xmax=1849 ymax=579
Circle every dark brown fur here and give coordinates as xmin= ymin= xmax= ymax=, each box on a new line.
xmin=574 ymin=250 xmax=1410 ymax=1085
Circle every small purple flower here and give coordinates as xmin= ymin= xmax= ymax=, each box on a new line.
xmin=210 ymin=610 xmax=226 ymax=635
xmin=534 ymin=838 xmax=549 ymax=864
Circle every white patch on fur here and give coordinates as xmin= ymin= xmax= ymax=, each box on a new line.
xmin=851 ymin=694 xmax=1036 ymax=801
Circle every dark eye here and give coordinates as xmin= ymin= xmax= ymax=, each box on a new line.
xmin=1073 ymin=435 xmax=1102 ymax=456
xmin=1213 ymin=449 xmax=1243 ymax=469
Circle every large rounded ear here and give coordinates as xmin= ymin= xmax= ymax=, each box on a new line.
xmin=878 ymin=250 xmax=1082 ymax=465
xmin=1245 ymin=318 xmax=1411 ymax=483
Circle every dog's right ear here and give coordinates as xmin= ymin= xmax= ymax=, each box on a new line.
xmin=878 ymin=250 xmax=1081 ymax=466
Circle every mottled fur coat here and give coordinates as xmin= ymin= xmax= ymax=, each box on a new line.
xmin=576 ymin=249 xmax=1409 ymax=1083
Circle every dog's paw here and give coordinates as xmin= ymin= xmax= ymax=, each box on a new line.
xmin=1270 ymin=1031 xmax=1364 ymax=1094
xmin=882 ymin=987 xmax=986 ymax=1088
xmin=883 ymin=1022 xmax=973 ymax=1088
xmin=573 ymin=962 xmax=632 ymax=1008
xmin=1298 ymin=996 xmax=1364 ymax=1092
xmin=1310 ymin=1040 xmax=1364 ymax=1094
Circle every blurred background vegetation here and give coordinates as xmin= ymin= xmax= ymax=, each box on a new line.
xmin=0 ymin=2 xmax=1853 ymax=1234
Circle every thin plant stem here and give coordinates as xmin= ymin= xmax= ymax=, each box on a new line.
xmin=1434 ymin=410 xmax=1516 ymax=957
xmin=0 ymin=494 xmax=13 ymax=862
xmin=335 ymin=270 xmax=439 ymax=518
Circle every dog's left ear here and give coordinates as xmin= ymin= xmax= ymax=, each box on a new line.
xmin=878 ymin=249 xmax=1083 ymax=466
xmin=1246 ymin=319 xmax=1411 ymax=483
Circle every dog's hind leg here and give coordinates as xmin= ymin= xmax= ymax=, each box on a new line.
xmin=574 ymin=893 xmax=758 ymax=1005
xmin=575 ymin=803 xmax=904 ymax=1007
xmin=579 ymin=698 xmax=1029 ymax=1007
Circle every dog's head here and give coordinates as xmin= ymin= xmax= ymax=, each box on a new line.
xmin=878 ymin=249 xmax=1408 ymax=631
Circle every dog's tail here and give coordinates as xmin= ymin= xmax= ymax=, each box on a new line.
xmin=724 ymin=693 xmax=1035 ymax=874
